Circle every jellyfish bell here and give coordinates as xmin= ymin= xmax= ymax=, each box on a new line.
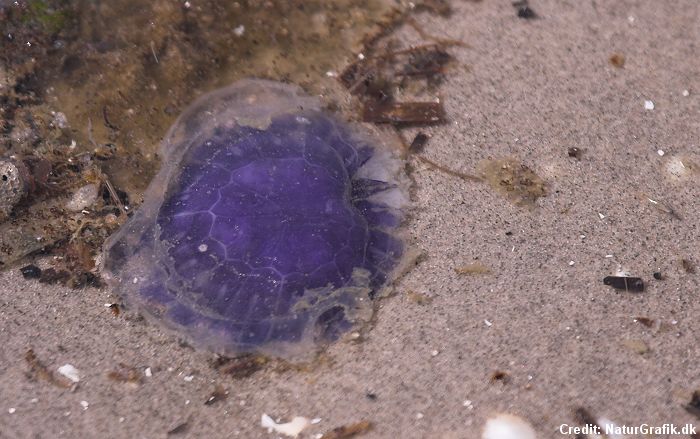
xmin=102 ymin=79 xmax=410 ymax=360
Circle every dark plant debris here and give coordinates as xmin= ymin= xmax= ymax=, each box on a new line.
xmin=609 ymin=54 xmax=625 ymax=68
xmin=210 ymin=354 xmax=270 ymax=379
xmin=512 ymin=0 xmax=538 ymax=19
xmin=490 ymin=370 xmax=511 ymax=384
xmin=341 ymin=42 xmax=455 ymax=126
xmin=106 ymin=363 xmax=143 ymax=385
xmin=24 ymin=348 xmax=72 ymax=389
xmin=633 ymin=317 xmax=654 ymax=328
xmin=603 ymin=276 xmax=644 ymax=292
xmin=320 ymin=420 xmax=373 ymax=439
xmin=362 ymin=101 xmax=445 ymax=125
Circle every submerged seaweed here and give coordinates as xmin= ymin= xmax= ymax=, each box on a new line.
xmin=102 ymin=79 xmax=409 ymax=359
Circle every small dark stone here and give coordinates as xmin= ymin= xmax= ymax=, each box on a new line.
xmin=20 ymin=264 xmax=41 ymax=279
xmin=517 ymin=6 xmax=538 ymax=19
xmin=603 ymin=276 xmax=644 ymax=292
xmin=652 ymin=272 xmax=663 ymax=280
xmin=365 ymin=392 xmax=377 ymax=401
xmin=505 ymin=231 xmax=513 ymax=236
xmin=568 ymin=147 xmax=582 ymax=159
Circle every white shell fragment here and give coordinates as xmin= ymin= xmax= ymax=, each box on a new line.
xmin=482 ymin=413 xmax=537 ymax=439
xmin=261 ymin=414 xmax=311 ymax=437
xmin=57 ymin=364 xmax=81 ymax=383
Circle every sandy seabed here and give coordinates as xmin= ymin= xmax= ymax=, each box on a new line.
xmin=1 ymin=0 xmax=699 ymax=438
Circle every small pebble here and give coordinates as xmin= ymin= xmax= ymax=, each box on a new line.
xmin=682 ymin=89 xmax=690 ymax=97
xmin=644 ymin=100 xmax=655 ymax=110
xmin=8 ymin=408 xmax=16 ymax=414
xmin=657 ymin=149 xmax=665 ymax=156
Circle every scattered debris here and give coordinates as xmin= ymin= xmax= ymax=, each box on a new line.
xmin=490 ymin=371 xmax=510 ymax=384
xmin=603 ymin=276 xmax=644 ymax=292
xmin=477 ymin=158 xmax=546 ymax=207
xmin=261 ymin=414 xmax=311 ymax=438
xmin=567 ymin=147 xmax=582 ymax=159
xmin=454 ymin=262 xmax=490 ymax=275
xmin=609 ymin=54 xmax=625 ymax=68
xmin=633 ymin=317 xmax=654 ymax=328
xmin=106 ymin=363 xmax=143 ymax=385
xmin=482 ymin=413 xmax=536 ymax=439
xmin=204 ymin=385 xmax=229 ymax=406
xmin=512 ymin=0 xmax=538 ymax=19
xmin=210 ymin=354 xmax=269 ymax=379
xmin=406 ymin=290 xmax=433 ymax=305
xmin=621 ymin=338 xmax=649 ymax=355
xmin=362 ymin=101 xmax=446 ymax=125
xmin=57 ymin=364 xmax=81 ymax=383
xmin=685 ymin=390 xmax=700 ymax=419
xmin=320 ymin=420 xmax=373 ymax=439
xmin=167 ymin=421 xmax=190 ymax=436
xmin=681 ymin=258 xmax=696 ymax=274
xmin=24 ymin=349 xmax=72 ymax=389
xmin=19 ymin=264 xmax=41 ymax=279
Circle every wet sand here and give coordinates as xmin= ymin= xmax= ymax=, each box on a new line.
xmin=1 ymin=0 xmax=699 ymax=437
